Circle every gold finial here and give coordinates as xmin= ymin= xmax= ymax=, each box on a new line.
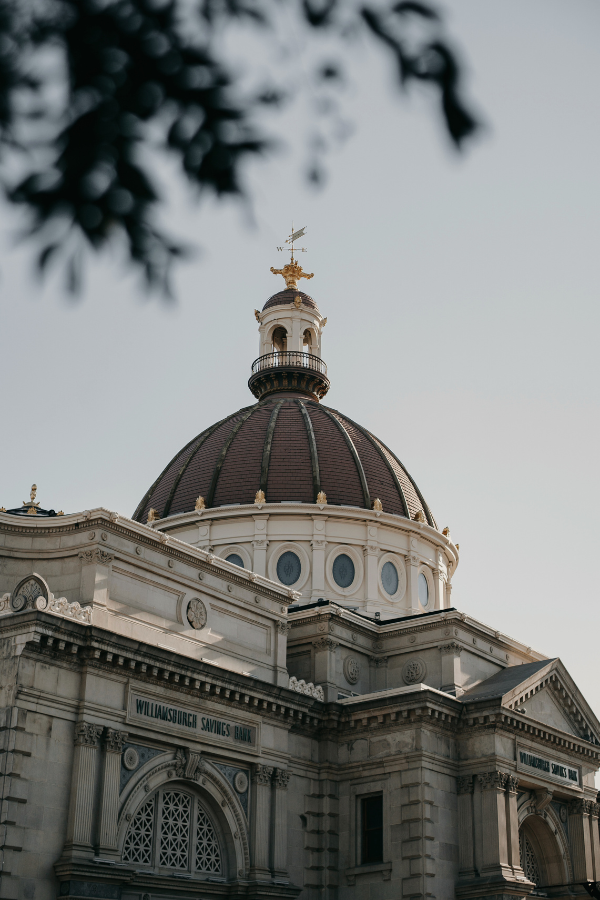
xmin=195 ymin=496 xmax=205 ymax=511
xmin=372 ymin=498 xmax=383 ymax=511
xmin=456 ymin=543 xmax=460 ymax=551
xmin=255 ymin=490 xmax=265 ymax=504
xmin=414 ymin=509 xmax=426 ymax=523
xmin=442 ymin=526 xmax=450 ymax=537
xmin=22 ymin=483 xmax=40 ymax=514
xmin=293 ymin=294 xmax=302 ymax=309
xmin=254 ymin=309 xmax=261 ymax=322
xmin=316 ymin=491 xmax=327 ymax=504
xmin=147 ymin=508 xmax=160 ymax=523
xmin=57 ymin=511 xmax=64 ymax=516
xmin=30 ymin=484 xmax=37 ymax=503
xmin=0 ymin=507 xmax=5 ymax=513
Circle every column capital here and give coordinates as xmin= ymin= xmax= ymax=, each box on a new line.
xmin=104 ymin=728 xmax=128 ymax=753
xmin=505 ymin=775 xmax=520 ymax=794
xmin=75 ymin=722 xmax=103 ymax=747
xmin=273 ymin=768 xmax=290 ymax=790
xmin=439 ymin=641 xmax=462 ymax=656
xmin=363 ymin=544 xmax=379 ymax=557
xmin=78 ymin=548 xmax=114 ymax=566
xmin=252 ymin=764 xmax=274 ymax=785
xmin=312 ymin=637 xmax=339 ymax=652
xmin=478 ymin=771 xmax=509 ymax=791
xmin=252 ymin=539 xmax=269 ymax=549
xmin=277 ymin=622 xmax=291 ymax=635
xmin=311 ymin=539 xmax=327 ymax=550
xmin=405 ymin=553 xmax=419 ymax=567
xmin=457 ymin=775 xmax=474 ymax=794
xmin=589 ymin=802 xmax=600 ymax=818
xmin=569 ymin=798 xmax=593 ymax=816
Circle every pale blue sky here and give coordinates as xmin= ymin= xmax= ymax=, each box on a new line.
xmin=2 ymin=2 xmax=599 ymax=716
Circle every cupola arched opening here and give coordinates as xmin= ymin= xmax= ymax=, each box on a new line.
xmin=272 ymin=326 xmax=287 ymax=354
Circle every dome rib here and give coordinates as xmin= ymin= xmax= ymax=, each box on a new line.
xmin=132 ymin=428 xmax=207 ymax=522
xmin=162 ymin=414 xmax=233 ymax=519
xmin=319 ymin=407 xmax=371 ymax=509
xmin=295 ymin=399 xmax=321 ymax=502
xmin=206 ymin=407 xmax=256 ymax=508
xmin=371 ymin=433 xmax=436 ymax=528
xmin=260 ymin=400 xmax=284 ymax=496
xmin=329 ymin=410 xmax=410 ymax=519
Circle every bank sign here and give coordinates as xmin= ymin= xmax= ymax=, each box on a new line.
xmin=127 ymin=688 xmax=259 ymax=752
xmin=516 ymin=743 xmax=580 ymax=788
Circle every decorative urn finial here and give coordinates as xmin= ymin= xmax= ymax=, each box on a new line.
xmin=270 ymin=260 xmax=314 ymax=291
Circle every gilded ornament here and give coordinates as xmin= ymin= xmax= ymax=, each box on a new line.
xmin=414 ymin=509 xmax=426 ymax=523
xmin=270 ymin=261 xmax=314 ymax=291
xmin=372 ymin=498 xmax=383 ymax=511
xmin=147 ymin=508 xmax=160 ymax=523
xmin=316 ymin=491 xmax=327 ymax=504
xmin=254 ymin=309 xmax=261 ymax=322
xmin=195 ymin=495 xmax=206 ymax=511
xmin=255 ymin=489 xmax=265 ymax=504
xmin=442 ymin=526 xmax=450 ymax=537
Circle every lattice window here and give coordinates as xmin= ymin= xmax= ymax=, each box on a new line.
xmin=196 ymin=806 xmax=222 ymax=873
xmin=519 ymin=830 xmax=541 ymax=885
xmin=123 ymin=797 xmax=155 ymax=865
xmin=159 ymin=790 xmax=192 ymax=868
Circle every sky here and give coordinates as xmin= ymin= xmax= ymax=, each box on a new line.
xmin=2 ymin=1 xmax=600 ymax=721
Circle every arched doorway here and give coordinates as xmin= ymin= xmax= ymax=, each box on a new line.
xmin=519 ymin=814 xmax=568 ymax=889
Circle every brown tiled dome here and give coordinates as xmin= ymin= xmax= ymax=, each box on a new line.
xmin=262 ymin=290 xmax=320 ymax=312
xmin=133 ymin=397 xmax=436 ymax=527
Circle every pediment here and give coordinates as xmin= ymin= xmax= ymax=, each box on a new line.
xmin=460 ymin=658 xmax=600 ymax=745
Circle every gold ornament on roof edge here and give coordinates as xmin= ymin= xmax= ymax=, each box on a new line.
xmin=255 ymin=490 xmax=266 ymax=504
xmin=414 ymin=509 xmax=426 ymax=523
xmin=23 ymin=484 xmax=40 ymax=515
xmin=293 ymin=294 xmax=302 ymax=309
xmin=195 ymin=496 xmax=206 ymax=511
xmin=270 ymin=260 xmax=314 ymax=291
xmin=254 ymin=309 xmax=261 ymax=322
xmin=442 ymin=526 xmax=450 ymax=537
xmin=316 ymin=491 xmax=327 ymax=504
xmin=372 ymin=498 xmax=383 ymax=511
xmin=147 ymin=508 xmax=160 ymax=523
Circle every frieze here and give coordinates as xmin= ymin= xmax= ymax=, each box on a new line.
xmin=517 ymin=744 xmax=581 ymax=788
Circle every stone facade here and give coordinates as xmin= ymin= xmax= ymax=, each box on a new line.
xmin=0 ymin=509 xmax=599 ymax=900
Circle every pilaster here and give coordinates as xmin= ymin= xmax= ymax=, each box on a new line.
xmin=589 ymin=802 xmax=600 ymax=880
xmin=271 ymin=768 xmax=290 ymax=876
xmin=78 ymin=549 xmax=114 ymax=609
xmin=363 ymin=543 xmax=379 ymax=604
xmin=568 ymin=799 xmax=594 ymax=881
xmin=439 ymin=642 xmax=463 ymax=696
xmin=478 ymin=772 xmax=511 ymax=878
xmin=252 ymin=515 xmax=269 ymax=577
xmin=250 ymin=763 xmax=273 ymax=878
xmin=97 ymin=728 xmax=128 ymax=857
xmin=405 ymin=554 xmax=420 ymax=614
xmin=505 ymin=776 xmax=523 ymax=877
xmin=457 ymin=776 xmax=476 ymax=878
xmin=369 ymin=656 xmax=388 ymax=692
xmin=64 ymin=722 xmax=103 ymax=856
xmin=310 ymin=516 xmax=327 ymax=599
xmin=312 ymin=638 xmax=339 ymax=702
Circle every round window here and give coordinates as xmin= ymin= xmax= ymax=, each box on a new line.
xmin=381 ymin=561 xmax=399 ymax=596
xmin=332 ymin=554 xmax=355 ymax=589
xmin=277 ymin=551 xmax=301 ymax=586
xmin=226 ymin=553 xmax=244 ymax=569
xmin=418 ymin=572 xmax=429 ymax=607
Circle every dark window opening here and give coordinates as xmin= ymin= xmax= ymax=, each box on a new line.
xmin=361 ymin=794 xmax=383 ymax=865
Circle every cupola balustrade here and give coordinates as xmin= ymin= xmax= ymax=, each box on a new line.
xmin=251 ymin=351 xmax=327 ymax=377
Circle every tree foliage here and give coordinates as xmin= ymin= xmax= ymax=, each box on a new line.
xmin=0 ymin=0 xmax=478 ymax=294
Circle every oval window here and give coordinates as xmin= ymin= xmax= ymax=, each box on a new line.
xmin=381 ymin=561 xmax=399 ymax=596
xmin=277 ymin=551 xmax=301 ymax=586
xmin=226 ymin=553 xmax=244 ymax=569
xmin=418 ymin=572 xmax=429 ymax=607
xmin=332 ymin=553 xmax=355 ymax=589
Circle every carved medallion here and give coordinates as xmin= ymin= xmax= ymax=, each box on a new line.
xmin=234 ymin=771 xmax=249 ymax=793
xmin=11 ymin=577 xmax=46 ymax=612
xmin=123 ymin=747 xmax=140 ymax=771
xmin=187 ymin=598 xmax=207 ymax=630
xmin=343 ymin=656 xmax=361 ymax=685
xmin=402 ymin=658 xmax=426 ymax=685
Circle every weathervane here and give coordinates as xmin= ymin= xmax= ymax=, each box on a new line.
xmin=271 ymin=224 xmax=314 ymax=290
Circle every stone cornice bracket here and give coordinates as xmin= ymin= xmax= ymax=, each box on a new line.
xmin=74 ymin=722 xmax=103 ymax=747
xmin=478 ymin=771 xmax=509 ymax=791
xmin=272 ymin=768 xmax=290 ymax=790
xmin=534 ymin=788 xmax=553 ymax=812
xmin=439 ymin=641 xmax=462 ymax=655
xmin=174 ymin=747 xmax=204 ymax=781
xmin=252 ymin=764 xmax=274 ymax=786
xmin=78 ymin=548 xmax=114 ymax=566
xmin=104 ymin=728 xmax=128 ymax=753
xmin=312 ymin=637 xmax=339 ymax=652
xmin=457 ymin=775 xmax=474 ymax=794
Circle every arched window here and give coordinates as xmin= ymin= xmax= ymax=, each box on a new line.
xmin=123 ymin=788 xmax=222 ymax=875
xmin=519 ymin=829 xmax=541 ymax=885
xmin=303 ymin=329 xmax=312 ymax=354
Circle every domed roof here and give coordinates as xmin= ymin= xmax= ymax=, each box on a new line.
xmin=262 ymin=289 xmax=320 ymax=313
xmin=133 ymin=397 xmax=436 ymax=527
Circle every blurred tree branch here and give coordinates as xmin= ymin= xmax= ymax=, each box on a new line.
xmin=0 ymin=0 xmax=478 ymax=295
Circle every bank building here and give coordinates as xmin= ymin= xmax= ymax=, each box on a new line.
xmin=1 ymin=243 xmax=599 ymax=900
